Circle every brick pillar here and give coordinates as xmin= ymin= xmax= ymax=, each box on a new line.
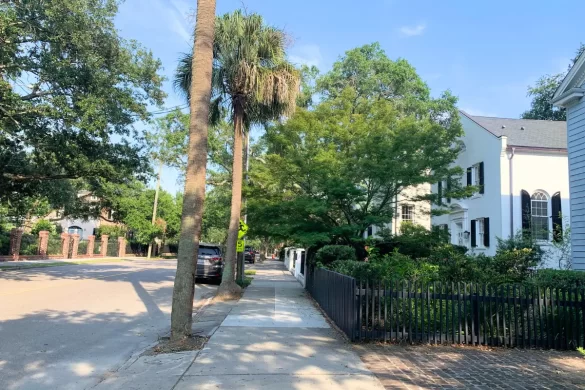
xmin=100 ymin=235 xmax=109 ymax=256
xmin=38 ymin=231 xmax=50 ymax=258
xmin=10 ymin=228 xmax=23 ymax=261
xmin=70 ymin=234 xmax=80 ymax=259
xmin=61 ymin=233 xmax=71 ymax=259
xmin=118 ymin=237 xmax=126 ymax=258
xmin=87 ymin=235 xmax=95 ymax=257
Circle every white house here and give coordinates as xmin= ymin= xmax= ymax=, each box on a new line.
xmin=432 ymin=111 xmax=569 ymax=267
xmin=363 ymin=184 xmax=431 ymax=239
xmin=552 ymin=52 xmax=585 ymax=270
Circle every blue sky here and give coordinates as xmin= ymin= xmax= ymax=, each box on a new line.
xmin=115 ymin=0 xmax=585 ymax=193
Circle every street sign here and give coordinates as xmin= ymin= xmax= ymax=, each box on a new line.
xmin=236 ymin=239 xmax=245 ymax=253
xmin=238 ymin=219 xmax=249 ymax=239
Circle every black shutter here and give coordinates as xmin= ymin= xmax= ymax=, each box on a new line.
xmin=484 ymin=218 xmax=490 ymax=247
xmin=552 ymin=192 xmax=563 ymax=242
xmin=446 ymin=178 xmax=452 ymax=203
xmin=521 ymin=190 xmax=531 ymax=236
xmin=471 ymin=220 xmax=477 ymax=247
xmin=467 ymin=167 xmax=472 ymax=186
xmin=437 ymin=181 xmax=443 ymax=205
xmin=479 ymin=162 xmax=485 ymax=194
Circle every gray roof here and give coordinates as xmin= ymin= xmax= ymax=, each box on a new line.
xmin=460 ymin=111 xmax=567 ymax=150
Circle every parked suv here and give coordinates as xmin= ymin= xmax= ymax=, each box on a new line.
xmin=244 ymin=246 xmax=256 ymax=264
xmin=196 ymin=243 xmax=223 ymax=282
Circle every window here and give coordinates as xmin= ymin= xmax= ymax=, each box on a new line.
xmin=531 ymin=192 xmax=549 ymax=240
xmin=367 ymin=226 xmax=373 ymax=237
xmin=477 ymin=218 xmax=485 ymax=247
xmin=401 ymin=205 xmax=414 ymax=222
xmin=467 ymin=162 xmax=485 ymax=194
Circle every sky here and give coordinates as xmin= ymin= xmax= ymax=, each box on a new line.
xmin=115 ymin=0 xmax=585 ymax=193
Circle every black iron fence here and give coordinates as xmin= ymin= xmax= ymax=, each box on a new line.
xmin=306 ymin=266 xmax=357 ymax=338
xmin=307 ymin=267 xmax=585 ymax=350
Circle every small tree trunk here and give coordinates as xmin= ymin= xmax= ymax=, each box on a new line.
xmin=170 ymin=0 xmax=216 ymax=341
xmin=218 ymin=100 xmax=244 ymax=297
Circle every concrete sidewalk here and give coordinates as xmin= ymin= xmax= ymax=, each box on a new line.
xmin=97 ymin=260 xmax=383 ymax=390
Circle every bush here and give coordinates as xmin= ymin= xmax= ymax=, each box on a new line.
xmin=375 ymin=223 xmax=453 ymax=258
xmin=329 ymin=251 xmax=439 ymax=284
xmin=426 ymin=245 xmax=483 ymax=283
xmin=96 ymin=225 xmax=127 ymax=239
xmin=528 ymin=269 xmax=585 ymax=290
xmin=314 ymin=245 xmax=356 ymax=266
xmin=31 ymin=219 xmax=56 ymax=235
xmin=495 ymin=231 xmax=544 ymax=267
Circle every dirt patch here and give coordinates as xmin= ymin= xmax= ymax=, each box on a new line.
xmin=143 ymin=336 xmax=208 ymax=355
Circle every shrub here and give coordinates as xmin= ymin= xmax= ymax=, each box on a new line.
xmin=495 ymin=231 xmax=544 ymax=267
xmin=31 ymin=219 xmax=56 ymax=235
xmin=528 ymin=269 xmax=585 ymax=290
xmin=489 ymin=248 xmax=537 ymax=284
xmin=375 ymin=223 xmax=453 ymax=258
xmin=329 ymin=250 xmax=439 ymax=284
xmin=427 ymin=245 xmax=483 ymax=283
xmin=96 ymin=225 xmax=127 ymax=239
xmin=314 ymin=245 xmax=356 ymax=266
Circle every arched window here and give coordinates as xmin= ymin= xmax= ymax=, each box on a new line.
xmin=531 ymin=192 xmax=548 ymax=240
xmin=68 ymin=226 xmax=83 ymax=239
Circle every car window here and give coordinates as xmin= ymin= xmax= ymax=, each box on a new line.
xmin=198 ymin=246 xmax=221 ymax=256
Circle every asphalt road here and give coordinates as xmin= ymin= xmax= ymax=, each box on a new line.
xmin=0 ymin=259 xmax=217 ymax=390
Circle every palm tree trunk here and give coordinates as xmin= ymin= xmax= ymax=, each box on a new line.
xmin=218 ymin=100 xmax=244 ymax=297
xmin=170 ymin=0 xmax=216 ymax=341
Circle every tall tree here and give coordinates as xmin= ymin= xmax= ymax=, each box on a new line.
xmin=170 ymin=0 xmax=216 ymax=341
xmin=248 ymin=44 xmax=467 ymax=250
xmin=522 ymin=43 xmax=585 ymax=121
xmin=0 ymin=0 xmax=165 ymax=208
xmin=174 ymin=10 xmax=300 ymax=297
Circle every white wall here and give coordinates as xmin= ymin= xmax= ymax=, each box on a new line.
xmin=433 ymin=115 xmax=504 ymax=256
xmin=363 ymin=184 xmax=431 ymax=239
xmin=57 ymin=218 xmax=99 ymax=240
xmin=505 ymin=150 xmax=570 ymax=269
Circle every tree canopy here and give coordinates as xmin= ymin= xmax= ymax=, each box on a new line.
xmin=247 ymin=43 xmax=466 ymax=248
xmin=521 ymin=43 xmax=585 ymax=121
xmin=0 ymin=0 xmax=165 ymax=216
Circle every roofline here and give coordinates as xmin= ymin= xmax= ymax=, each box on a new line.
xmin=552 ymin=88 xmax=585 ymax=108
xmin=458 ymin=110 xmax=500 ymax=139
xmin=553 ymin=50 xmax=585 ymax=101
xmin=460 ymin=110 xmax=567 ymax=150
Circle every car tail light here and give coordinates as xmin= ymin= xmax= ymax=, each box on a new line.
xmin=210 ymin=256 xmax=222 ymax=263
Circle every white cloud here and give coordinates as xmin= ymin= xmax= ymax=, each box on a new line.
xmin=289 ymin=44 xmax=323 ymax=68
xmin=399 ymin=23 xmax=426 ymax=37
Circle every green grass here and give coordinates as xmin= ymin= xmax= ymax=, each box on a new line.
xmin=244 ymin=269 xmax=256 ymax=275
xmin=0 ymin=258 xmax=127 ymax=271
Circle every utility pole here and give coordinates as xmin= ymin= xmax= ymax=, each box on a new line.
xmin=147 ymin=160 xmax=163 ymax=259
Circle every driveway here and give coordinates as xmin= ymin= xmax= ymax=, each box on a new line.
xmin=0 ymin=259 xmax=216 ymax=390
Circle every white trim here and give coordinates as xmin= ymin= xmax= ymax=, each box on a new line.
xmin=553 ymin=51 xmax=585 ymax=103
xmin=553 ymin=88 xmax=585 ymax=108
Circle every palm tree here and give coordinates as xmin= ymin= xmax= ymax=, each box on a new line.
xmin=170 ymin=0 xmax=216 ymax=341
xmin=174 ymin=10 xmax=300 ymax=297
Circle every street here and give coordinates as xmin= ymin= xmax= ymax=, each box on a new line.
xmin=0 ymin=259 xmax=216 ymax=390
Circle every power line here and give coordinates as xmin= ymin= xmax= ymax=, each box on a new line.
xmin=148 ymin=104 xmax=188 ymax=116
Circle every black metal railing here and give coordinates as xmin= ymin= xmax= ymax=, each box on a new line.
xmin=306 ymin=268 xmax=585 ymax=350
xmin=306 ymin=267 xmax=357 ymax=339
